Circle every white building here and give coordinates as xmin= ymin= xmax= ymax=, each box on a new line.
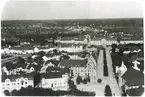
xmin=2 ymin=71 xmax=69 ymax=92
xmin=121 ymin=67 xmax=144 ymax=96
xmin=59 ymin=54 xmax=97 ymax=82
xmin=116 ymin=61 xmax=127 ymax=87
xmin=120 ymin=39 xmax=143 ymax=44
xmin=91 ymin=38 xmax=117 ymax=46
xmin=41 ymin=72 xmax=69 ymax=90
xmin=2 ymin=75 xmax=33 ymax=92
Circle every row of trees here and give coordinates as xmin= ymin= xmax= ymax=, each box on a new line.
xmin=104 ymin=85 xmax=112 ymax=96
xmin=76 ymin=75 xmax=90 ymax=85
xmin=68 ymin=79 xmax=95 ymax=96
xmin=111 ymin=43 xmax=144 ymax=73
xmin=103 ymin=50 xmax=108 ymax=76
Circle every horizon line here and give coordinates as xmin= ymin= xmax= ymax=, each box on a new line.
xmin=1 ymin=17 xmax=143 ymax=21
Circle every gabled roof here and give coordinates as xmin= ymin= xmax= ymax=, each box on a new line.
xmin=126 ymin=87 xmax=144 ymax=96
xmin=10 ymin=46 xmax=34 ymax=50
xmin=122 ymin=68 xmax=144 ymax=86
xmin=2 ymin=73 xmax=34 ymax=82
xmin=59 ymin=59 xmax=88 ymax=67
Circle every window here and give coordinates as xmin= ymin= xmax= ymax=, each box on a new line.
xmin=6 ymin=84 xmax=10 ymax=86
xmin=51 ymin=84 xmax=53 ymax=87
xmin=5 ymin=79 xmax=10 ymax=83
xmin=21 ymin=81 xmax=24 ymax=85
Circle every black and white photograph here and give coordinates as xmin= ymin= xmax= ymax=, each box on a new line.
xmin=1 ymin=0 xmax=144 ymax=96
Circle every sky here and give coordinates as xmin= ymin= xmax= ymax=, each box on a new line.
xmin=1 ymin=0 xmax=143 ymax=20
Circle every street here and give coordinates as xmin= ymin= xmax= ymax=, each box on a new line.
xmin=77 ymin=48 xmax=121 ymax=96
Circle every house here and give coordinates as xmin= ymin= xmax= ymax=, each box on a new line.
xmin=1 ymin=74 xmax=34 ymax=92
xmin=69 ymin=55 xmax=84 ymax=60
xmin=116 ymin=61 xmax=127 ymax=86
xmin=121 ymin=67 xmax=144 ymax=93
xmin=126 ymin=86 xmax=144 ymax=96
xmin=58 ymin=54 xmax=97 ymax=79
xmin=116 ymin=61 xmax=127 ymax=76
xmin=132 ymin=60 xmax=141 ymax=71
xmin=40 ymin=72 xmax=69 ymax=90
xmin=2 ymin=67 xmax=69 ymax=92
xmin=58 ymin=43 xmax=83 ymax=52
xmin=40 ymin=61 xmax=55 ymax=73
xmin=91 ymin=38 xmax=117 ymax=46
xmin=120 ymin=39 xmax=143 ymax=44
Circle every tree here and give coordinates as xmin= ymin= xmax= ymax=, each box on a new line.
xmin=97 ymin=79 xmax=102 ymax=83
xmin=64 ymin=66 xmax=70 ymax=73
xmin=18 ymin=57 xmax=25 ymax=64
xmin=11 ymin=89 xmax=18 ymax=96
xmin=37 ymin=51 xmax=45 ymax=57
xmin=104 ymin=59 xmax=107 ymax=65
xmin=104 ymin=64 xmax=108 ymax=76
xmin=3 ymin=90 xmax=10 ymax=96
xmin=34 ymin=73 xmax=41 ymax=88
xmin=87 ymin=74 xmax=90 ymax=82
xmin=105 ymin=85 xmax=112 ymax=96
xmin=111 ymin=44 xmax=117 ymax=52
xmin=83 ymin=78 xmax=87 ymax=84
xmin=53 ymin=49 xmax=58 ymax=54
xmin=117 ymin=37 xmax=121 ymax=43
xmin=70 ymin=70 xmax=74 ymax=78
xmin=63 ymin=54 xmax=70 ymax=59
xmin=68 ymin=79 xmax=77 ymax=94
xmin=76 ymin=75 xmax=82 ymax=85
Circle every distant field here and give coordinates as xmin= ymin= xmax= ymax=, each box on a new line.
xmin=1 ymin=18 xmax=143 ymax=41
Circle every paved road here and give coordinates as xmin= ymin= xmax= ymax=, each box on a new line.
xmin=77 ymin=48 xmax=121 ymax=96
xmin=96 ymin=50 xmax=104 ymax=79
xmin=105 ymin=48 xmax=121 ymax=96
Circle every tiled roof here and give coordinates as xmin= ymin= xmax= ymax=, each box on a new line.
xmin=91 ymin=37 xmax=117 ymax=41
xmin=2 ymin=73 xmax=34 ymax=82
xmin=10 ymin=46 xmax=34 ymax=50
xmin=122 ymin=68 xmax=144 ymax=86
xmin=59 ymin=59 xmax=88 ymax=67
xmin=41 ymin=72 xmax=64 ymax=79
xmin=58 ymin=43 xmax=84 ymax=47
xmin=120 ymin=37 xmax=143 ymax=41
xmin=126 ymin=87 xmax=144 ymax=96
xmin=60 ymin=36 xmax=85 ymax=41
xmin=45 ymin=52 xmax=56 ymax=57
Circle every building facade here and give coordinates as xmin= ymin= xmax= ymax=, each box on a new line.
xmin=2 ymin=73 xmax=69 ymax=92
xmin=59 ymin=54 xmax=97 ymax=81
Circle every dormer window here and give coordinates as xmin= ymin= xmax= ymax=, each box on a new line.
xmin=5 ymin=79 xmax=10 ymax=83
xmin=25 ymin=82 xmax=27 ymax=84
